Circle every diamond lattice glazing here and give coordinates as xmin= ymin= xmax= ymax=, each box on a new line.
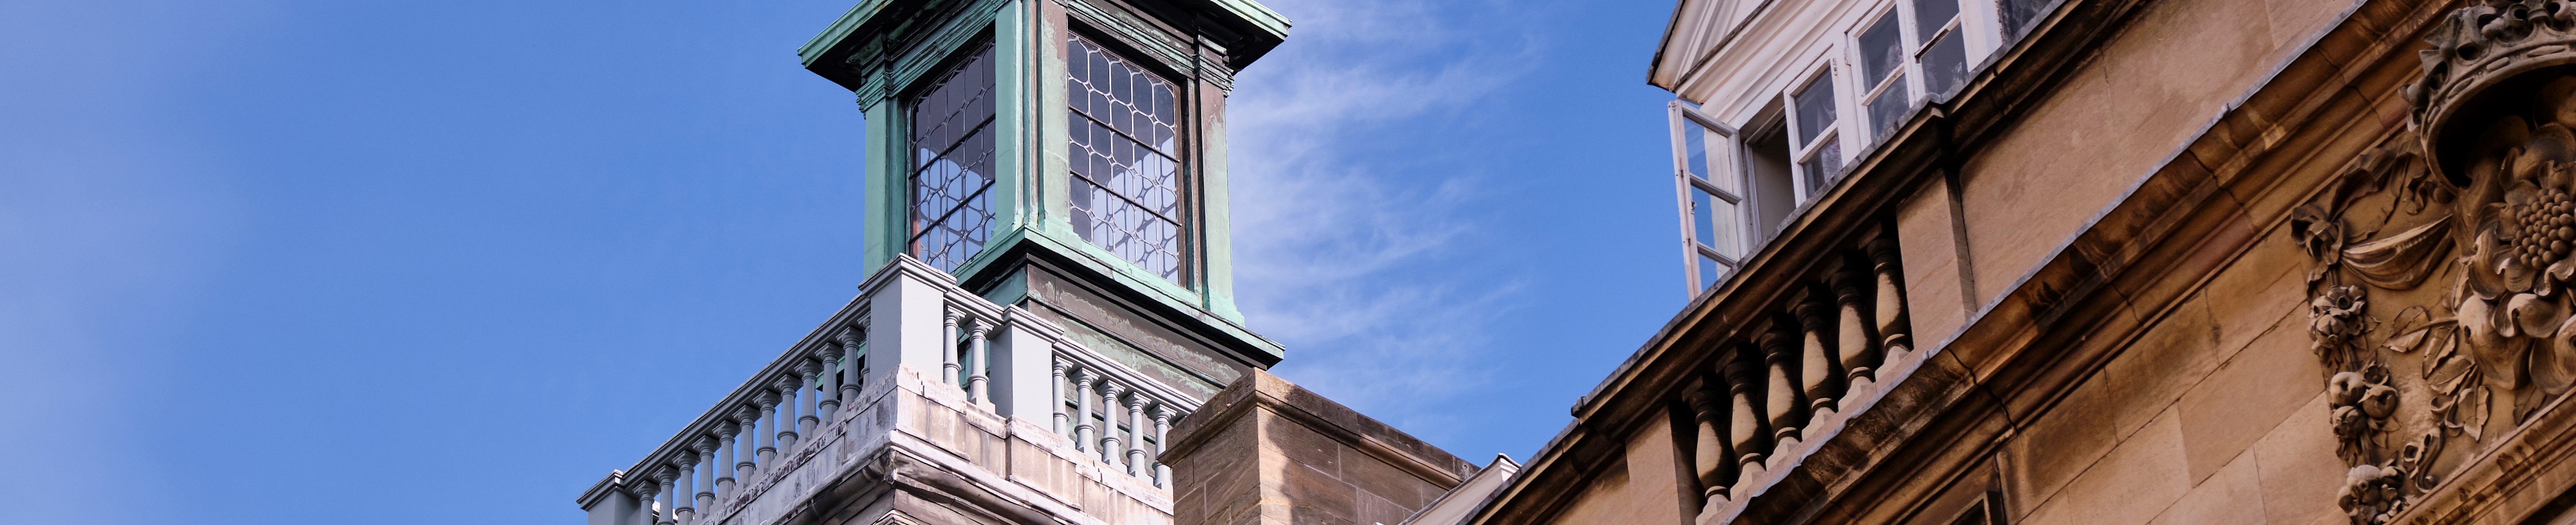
xmin=1066 ymin=34 xmax=1184 ymax=281
xmin=909 ymin=43 xmax=998 ymax=275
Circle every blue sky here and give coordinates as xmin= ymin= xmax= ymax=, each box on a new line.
xmin=0 ymin=1 xmax=1683 ymax=523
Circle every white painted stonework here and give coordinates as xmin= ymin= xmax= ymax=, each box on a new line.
xmin=579 ymin=256 xmax=1194 ymax=525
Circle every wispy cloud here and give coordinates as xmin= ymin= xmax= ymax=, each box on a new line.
xmin=1227 ymin=0 xmax=1538 ymax=436
xmin=0 ymin=2 xmax=267 ymax=522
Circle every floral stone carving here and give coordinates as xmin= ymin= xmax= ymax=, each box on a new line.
xmin=2298 ymin=97 xmax=2576 ymax=524
xmin=2341 ymin=463 xmax=2412 ymax=525
xmin=2295 ymin=2 xmax=2576 ymax=517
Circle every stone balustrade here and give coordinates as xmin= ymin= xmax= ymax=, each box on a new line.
xmin=1052 ymin=346 xmax=1192 ymax=488
xmin=582 ymin=307 xmax=867 ymax=525
xmin=1682 ymin=233 xmax=1917 ymax=521
xmin=578 ymin=256 xmax=1197 ymax=525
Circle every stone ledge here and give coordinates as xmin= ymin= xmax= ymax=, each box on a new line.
xmin=1163 ymin=368 xmax=1476 ymax=486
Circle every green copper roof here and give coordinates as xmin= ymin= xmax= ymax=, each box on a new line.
xmin=796 ymin=0 xmax=898 ymax=67
xmin=797 ymin=0 xmax=1290 ymax=74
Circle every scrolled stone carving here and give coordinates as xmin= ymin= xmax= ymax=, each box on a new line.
xmin=2286 ymin=4 xmax=2576 ymax=521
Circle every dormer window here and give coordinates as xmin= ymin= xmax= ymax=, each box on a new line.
xmin=907 ymin=41 xmax=1000 ymax=275
xmin=1066 ymin=32 xmax=1187 ymax=283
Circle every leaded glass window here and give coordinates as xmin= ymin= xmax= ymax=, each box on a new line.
xmin=1066 ymin=33 xmax=1185 ymax=282
xmin=908 ymin=42 xmax=998 ymax=275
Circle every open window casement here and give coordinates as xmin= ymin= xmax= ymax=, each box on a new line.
xmin=1667 ymin=101 xmax=1751 ymax=296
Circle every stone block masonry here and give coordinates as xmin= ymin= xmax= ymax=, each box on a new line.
xmin=1162 ymin=369 xmax=1482 ymax=525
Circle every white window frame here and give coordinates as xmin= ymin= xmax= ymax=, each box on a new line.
xmin=1844 ymin=0 xmax=1986 ymax=138
xmin=1668 ymin=101 xmax=1750 ymax=296
xmin=1904 ymin=0 xmax=1976 ymax=99
xmin=1783 ymin=65 xmax=1843 ymax=202
xmin=1848 ymin=4 xmax=1917 ymax=139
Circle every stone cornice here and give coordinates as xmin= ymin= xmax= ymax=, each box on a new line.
xmin=2398 ymin=387 xmax=2576 ymax=523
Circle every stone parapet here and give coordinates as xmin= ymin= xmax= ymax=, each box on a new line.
xmin=700 ymin=366 xmax=1172 ymax=525
xmin=580 ymin=255 xmax=1192 ymax=525
xmin=1162 ymin=369 xmax=1480 ymax=525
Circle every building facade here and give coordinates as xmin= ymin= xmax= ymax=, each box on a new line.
xmin=572 ymin=0 xmax=2576 ymax=524
xmin=574 ymin=1 xmax=1499 ymax=525
xmin=1455 ymin=0 xmax=2576 ymax=524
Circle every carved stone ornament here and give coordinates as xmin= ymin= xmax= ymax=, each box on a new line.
xmin=2297 ymin=3 xmax=2576 ymax=522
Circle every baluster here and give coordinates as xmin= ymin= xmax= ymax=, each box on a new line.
xmin=797 ymin=358 xmax=822 ymax=440
xmin=1124 ymin=392 xmax=1149 ymax=477
xmin=1868 ymin=237 xmax=1913 ymax=362
xmin=733 ymin=406 xmax=759 ymax=487
xmin=1794 ymin=288 xmax=1841 ymax=416
xmin=1051 ymin=357 xmax=1070 ymax=434
xmin=1073 ymin=369 xmax=1098 ymax=452
xmin=1727 ymin=345 xmax=1771 ymax=471
xmin=632 ymin=478 xmax=662 ymax=525
xmin=693 ymin=436 xmax=718 ymax=518
xmin=1761 ymin=320 xmax=1804 ymax=448
xmin=1152 ymin=404 xmax=1174 ymax=487
xmin=674 ymin=454 xmax=697 ymax=525
xmin=837 ymin=327 xmax=865 ymax=407
xmin=942 ymin=309 xmax=961 ymax=387
xmin=818 ymin=343 xmax=844 ymax=424
xmin=1689 ymin=373 xmax=1732 ymax=499
xmin=715 ymin=422 xmax=739 ymax=501
xmin=967 ymin=319 xmax=991 ymax=405
xmin=1099 ymin=381 xmax=1128 ymax=468
xmin=1835 ymin=258 xmax=1883 ymax=386
xmin=656 ymin=468 xmax=679 ymax=525
xmin=755 ymin=390 xmax=781 ymax=469
xmin=774 ymin=376 xmax=802 ymax=455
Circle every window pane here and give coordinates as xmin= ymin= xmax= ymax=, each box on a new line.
xmin=1857 ymin=14 xmax=1903 ymax=86
xmin=1800 ymin=156 xmax=1825 ymax=193
xmin=2000 ymin=0 xmax=2048 ymax=38
xmin=1921 ymin=30 xmax=1969 ymax=98
xmin=1068 ymin=33 xmax=1186 ymax=282
xmin=1701 ymin=125 xmax=1744 ymax=194
xmin=1702 ymin=189 xmax=1743 ymax=259
xmin=1801 ymin=139 xmax=1842 ymax=193
xmin=907 ymin=42 xmax=999 ymax=275
xmin=1792 ymin=75 xmax=1837 ymax=146
xmin=1912 ymin=0 xmax=1960 ymax=35
xmin=1684 ymin=121 xmax=1711 ymax=181
xmin=1698 ymin=254 xmax=1724 ymax=291
xmin=1691 ymin=187 xmax=1718 ymax=248
xmin=1867 ymin=76 xmax=1909 ymax=138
